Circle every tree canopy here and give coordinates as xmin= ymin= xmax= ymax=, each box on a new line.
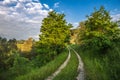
xmin=36 ymin=11 xmax=71 ymax=57
xmin=39 ymin=11 xmax=71 ymax=46
xmin=78 ymin=6 xmax=120 ymax=53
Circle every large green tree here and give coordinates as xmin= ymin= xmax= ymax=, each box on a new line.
xmin=39 ymin=11 xmax=71 ymax=46
xmin=36 ymin=11 xmax=71 ymax=61
xmin=78 ymin=6 xmax=120 ymax=53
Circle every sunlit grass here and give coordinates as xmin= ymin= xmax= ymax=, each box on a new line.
xmin=16 ymin=50 xmax=68 ymax=80
xmin=73 ymin=44 xmax=120 ymax=80
xmin=53 ymin=49 xmax=79 ymax=80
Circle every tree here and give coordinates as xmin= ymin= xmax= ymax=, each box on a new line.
xmin=0 ymin=37 xmax=18 ymax=70
xmin=78 ymin=6 xmax=120 ymax=53
xmin=39 ymin=11 xmax=71 ymax=47
xmin=36 ymin=11 xmax=71 ymax=61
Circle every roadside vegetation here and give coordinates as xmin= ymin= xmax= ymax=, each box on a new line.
xmin=16 ymin=50 xmax=68 ymax=80
xmin=74 ymin=43 xmax=120 ymax=80
xmin=72 ymin=6 xmax=120 ymax=80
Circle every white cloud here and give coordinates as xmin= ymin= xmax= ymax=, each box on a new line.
xmin=15 ymin=2 xmax=24 ymax=8
xmin=49 ymin=9 xmax=53 ymax=11
xmin=3 ymin=0 xmax=16 ymax=4
xmin=110 ymin=9 xmax=120 ymax=21
xmin=3 ymin=0 xmax=11 ymax=4
xmin=54 ymin=2 xmax=59 ymax=8
xmin=43 ymin=4 xmax=49 ymax=9
xmin=111 ymin=14 xmax=120 ymax=21
xmin=0 ymin=0 xmax=51 ymax=40
xmin=19 ymin=0 xmax=31 ymax=3
xmin=72 ymin=22 xmax=79 ymax=29
xmin=0 ymin=10 xmax=7 ymax=15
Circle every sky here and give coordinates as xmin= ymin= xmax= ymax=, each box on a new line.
xmin=0 ymin=0 xmax=120 ymax=40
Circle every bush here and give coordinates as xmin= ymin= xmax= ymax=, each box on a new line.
xmin=10 ymin=53 xmax=34 ymax=77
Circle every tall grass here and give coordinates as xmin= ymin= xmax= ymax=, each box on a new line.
xmin=73 ymin=43 xmax=120 ymax=80
xmin=53 ymin=49 xmax=79 ymax=80
xmin=15 ymin=50 xmax=68 ymax=80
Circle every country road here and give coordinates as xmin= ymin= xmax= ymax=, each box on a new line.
xmin=45 ymin=46 xmax=84 ymax=80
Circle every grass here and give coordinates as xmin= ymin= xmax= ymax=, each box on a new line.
xmin=53 ymin=49 xmax=79 ymax=80
xmin=15 ymin=50 xmax=68 ymax=80
xmin=73 ymin=44 xmax=120 ymax=80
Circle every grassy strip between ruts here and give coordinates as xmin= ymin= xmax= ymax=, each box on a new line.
xmin=15 ymin=50 xmax=68 ymax=80
xmin=53 ymin=49 xmax=79 ymax=80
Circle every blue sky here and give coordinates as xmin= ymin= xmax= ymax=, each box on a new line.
xmin=40 ymin=0 xmax=120 ymax=26
xmin=0 ymin=0 xmax=120 ymax=40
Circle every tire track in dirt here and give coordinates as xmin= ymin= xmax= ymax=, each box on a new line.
xmin=70 ymin=46 xmax=85 ymax=80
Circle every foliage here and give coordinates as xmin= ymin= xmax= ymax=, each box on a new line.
xmin=70 ymin=28 xmax=80 ymax=44
xmin=73 ymin=43 xmax=120 ymax=80
xmin=0 ymin=37 xmax=17 ymax=70
xmin=16 ymin=50 xmax=68 ymax=80
xmin=10 ymin=53 xmax=34 ymax=77
xmin=78 ymin=6 xmax=120 ymax=53
xmin=37 ymin=11 xmax=71 ymax=54
xmin=34 ymin=11 xmax=71 ymax=67
xmin=73 ymin=6 xmax=120 ymax=80
xmin=17 ymin=38 xmax=33 ymax=52
xmin=116 ymin=20 xmax=120 ymax=27
xmin=0 ymin=53 xmax=35 ymax=80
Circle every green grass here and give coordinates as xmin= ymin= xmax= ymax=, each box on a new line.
xmin=15 ymin=50 xmax=68 ymax=80
xmin=73 ymin=44 xmax=120 ymax=80
xmin=53 ymin=49 xmax=79 ymax=80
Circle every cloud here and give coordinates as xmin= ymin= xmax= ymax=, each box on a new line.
xmin=111 ymin=9 xmax=120 ymax=15
xmin=71 ymin=22 xmax=79 ymax=29
xmin=43 ymin=4 xmax=49 ymax=9
xmin=0 ymin=0 xmax=51 ymax=40
xmin=110 ymin=9 xmax=120 ymax=21
xmin=54 ymin=2 xmax=59 ymax=8
xmin=111 ymin=14 xmax=120 ymax=21
xmin=2 ymin=0 xmax=17 ymax=5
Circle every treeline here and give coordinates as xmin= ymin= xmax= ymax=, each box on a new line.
xmin=0 ymin=37 xmax=17 ymax=70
